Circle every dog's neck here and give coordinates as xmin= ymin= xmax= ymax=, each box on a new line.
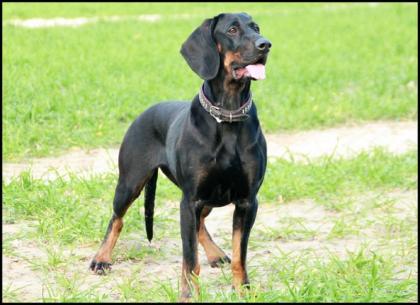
xmin=203 ymin=76 xmax=251 ymax=111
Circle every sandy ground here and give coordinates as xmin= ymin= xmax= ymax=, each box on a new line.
xmin=2 ymin=120 xmax=417 ymax=183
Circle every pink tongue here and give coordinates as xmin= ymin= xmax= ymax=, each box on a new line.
xmin=245 ymin=64 xmax=265 ymax=80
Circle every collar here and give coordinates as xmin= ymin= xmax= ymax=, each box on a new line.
xmin=198 ymin=84 xmax=253 ymax=123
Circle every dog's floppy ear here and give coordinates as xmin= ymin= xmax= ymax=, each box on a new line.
xmin=180 ymin=17 xmax=220 ymax=80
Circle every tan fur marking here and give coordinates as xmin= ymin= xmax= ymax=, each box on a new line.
xmin=222 ymin=51 xmax=247 ymax=96
xmin=95 ymin=218 xmax=123 ymax=262
xmin=198 ymin=217 xmax=227 ymax=262
xmin=232 ymin=228 xmax=246 ymax=291
xmin=223 ymin=51 xmax=241 ymax=70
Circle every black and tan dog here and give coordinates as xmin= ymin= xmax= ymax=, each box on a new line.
xmin=90 ymin=12 xmax=271 ymax=301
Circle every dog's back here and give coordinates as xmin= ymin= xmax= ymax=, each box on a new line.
xmin=118 ymin=101 xmax=189 ymax=178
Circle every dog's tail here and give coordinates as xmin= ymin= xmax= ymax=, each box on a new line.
xmin=144 ymin=169 xmax=158 ymax=242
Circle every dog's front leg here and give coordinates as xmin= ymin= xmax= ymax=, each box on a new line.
xmin=179 ymin=195 xmax=201 ymax=302
xmin=232 ymin=198 xmax=258 ymax=294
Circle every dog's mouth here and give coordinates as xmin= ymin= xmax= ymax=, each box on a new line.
xmin=232 ymin=56 xmax=267 ymax=81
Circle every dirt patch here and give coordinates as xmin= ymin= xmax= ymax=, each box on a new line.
xmin=2 ymin=221 xmax=37 ymax=235
xmin=3 ymin=15 xmax=162 ymax=28
xmin=3 ymin=147 xmax=119 ymax=182
xmin=2 ymin=256 xmax=45 ymax=302
xmin=265 ymin=120 xmax=417 ymax=161
xmin=2 ymin=120 xmax=417 ymax=183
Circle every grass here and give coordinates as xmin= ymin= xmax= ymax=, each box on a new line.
xmin=261 ymin=148 xmax=418 ymax=205
xmin=2 ymin=149 xmax=418 ymax=302
xmin=261 ymin=249 xmax=416 ymax=303
xmin=2 ymin=285 xmax=22 ymax=303
xmin=36 ymin=248 xmax=416 ymax=302
xmin=3 ymin=2 xmax=418 ymax=160
xmin=41 ymin=273 xmax=109 ymax=302
xmin=256 ymin=217 xmax=318 ymax=241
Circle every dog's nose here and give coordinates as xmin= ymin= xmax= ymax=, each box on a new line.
xmin=255 ymin=38 xmax=272 ymax=51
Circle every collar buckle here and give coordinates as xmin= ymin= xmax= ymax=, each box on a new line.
xmin=209 ymin=106 xmax=223 ymax=123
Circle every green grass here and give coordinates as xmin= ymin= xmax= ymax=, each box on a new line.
xmin=2 ymin=3 xmax=411 ymax=19
xmin=264 ymin=249 xmax=416 ymax=303
xmin=3 ymin=3 xmax=418 ymax=160
xmin=110 ymin=248 xmax=417 ymax=302
xmin=261 ymin=148 xmax=418 ymax=205
xmin=2 ymin=149 xmax=417 ymax=302
xmin=41 ymin=272 xmax=109 ymax=302
xmin=2 ymin=285 xmax=22 ymax=303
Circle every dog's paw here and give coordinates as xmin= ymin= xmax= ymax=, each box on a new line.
xmin=89 ymin=259 xmax=112 ymax=275
xmin=209 ymin=255 xmax=231 ymax=268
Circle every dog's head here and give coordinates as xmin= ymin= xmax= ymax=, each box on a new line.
xmin=181 ymin=13 xmax=271 ymax=81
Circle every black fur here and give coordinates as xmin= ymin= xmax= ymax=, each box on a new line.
xmin=180 ymin=17 xmax=220 ymax=80
xmin=144 ymin=168 xmax=158 ymax=242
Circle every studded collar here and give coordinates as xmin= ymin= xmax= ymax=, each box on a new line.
xmin=198 ymin=84 xmax=253 ymax=123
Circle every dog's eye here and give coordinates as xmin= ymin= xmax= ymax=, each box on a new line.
xmin=252 ymin=24 xmax=260 ymax=33
xmin=228 ymin=27 xmax=238 ymax=34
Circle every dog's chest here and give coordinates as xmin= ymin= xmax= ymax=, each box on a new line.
xmin=195 ymin=140 xmax=251 ymax=205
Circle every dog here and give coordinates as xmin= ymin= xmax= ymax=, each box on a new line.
xmin=90 ymin=12 xmax=271 ymax=301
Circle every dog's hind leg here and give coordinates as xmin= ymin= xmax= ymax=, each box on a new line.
xmin=198 ymin=207 xmax=231 ymax=268
xmin=180 ymin=195 xmax=201 ymax=301
xmin=90 ymin=110 xmax=167 ymax=274
xmin=90 ymin=169 xmax=156 ymax=274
